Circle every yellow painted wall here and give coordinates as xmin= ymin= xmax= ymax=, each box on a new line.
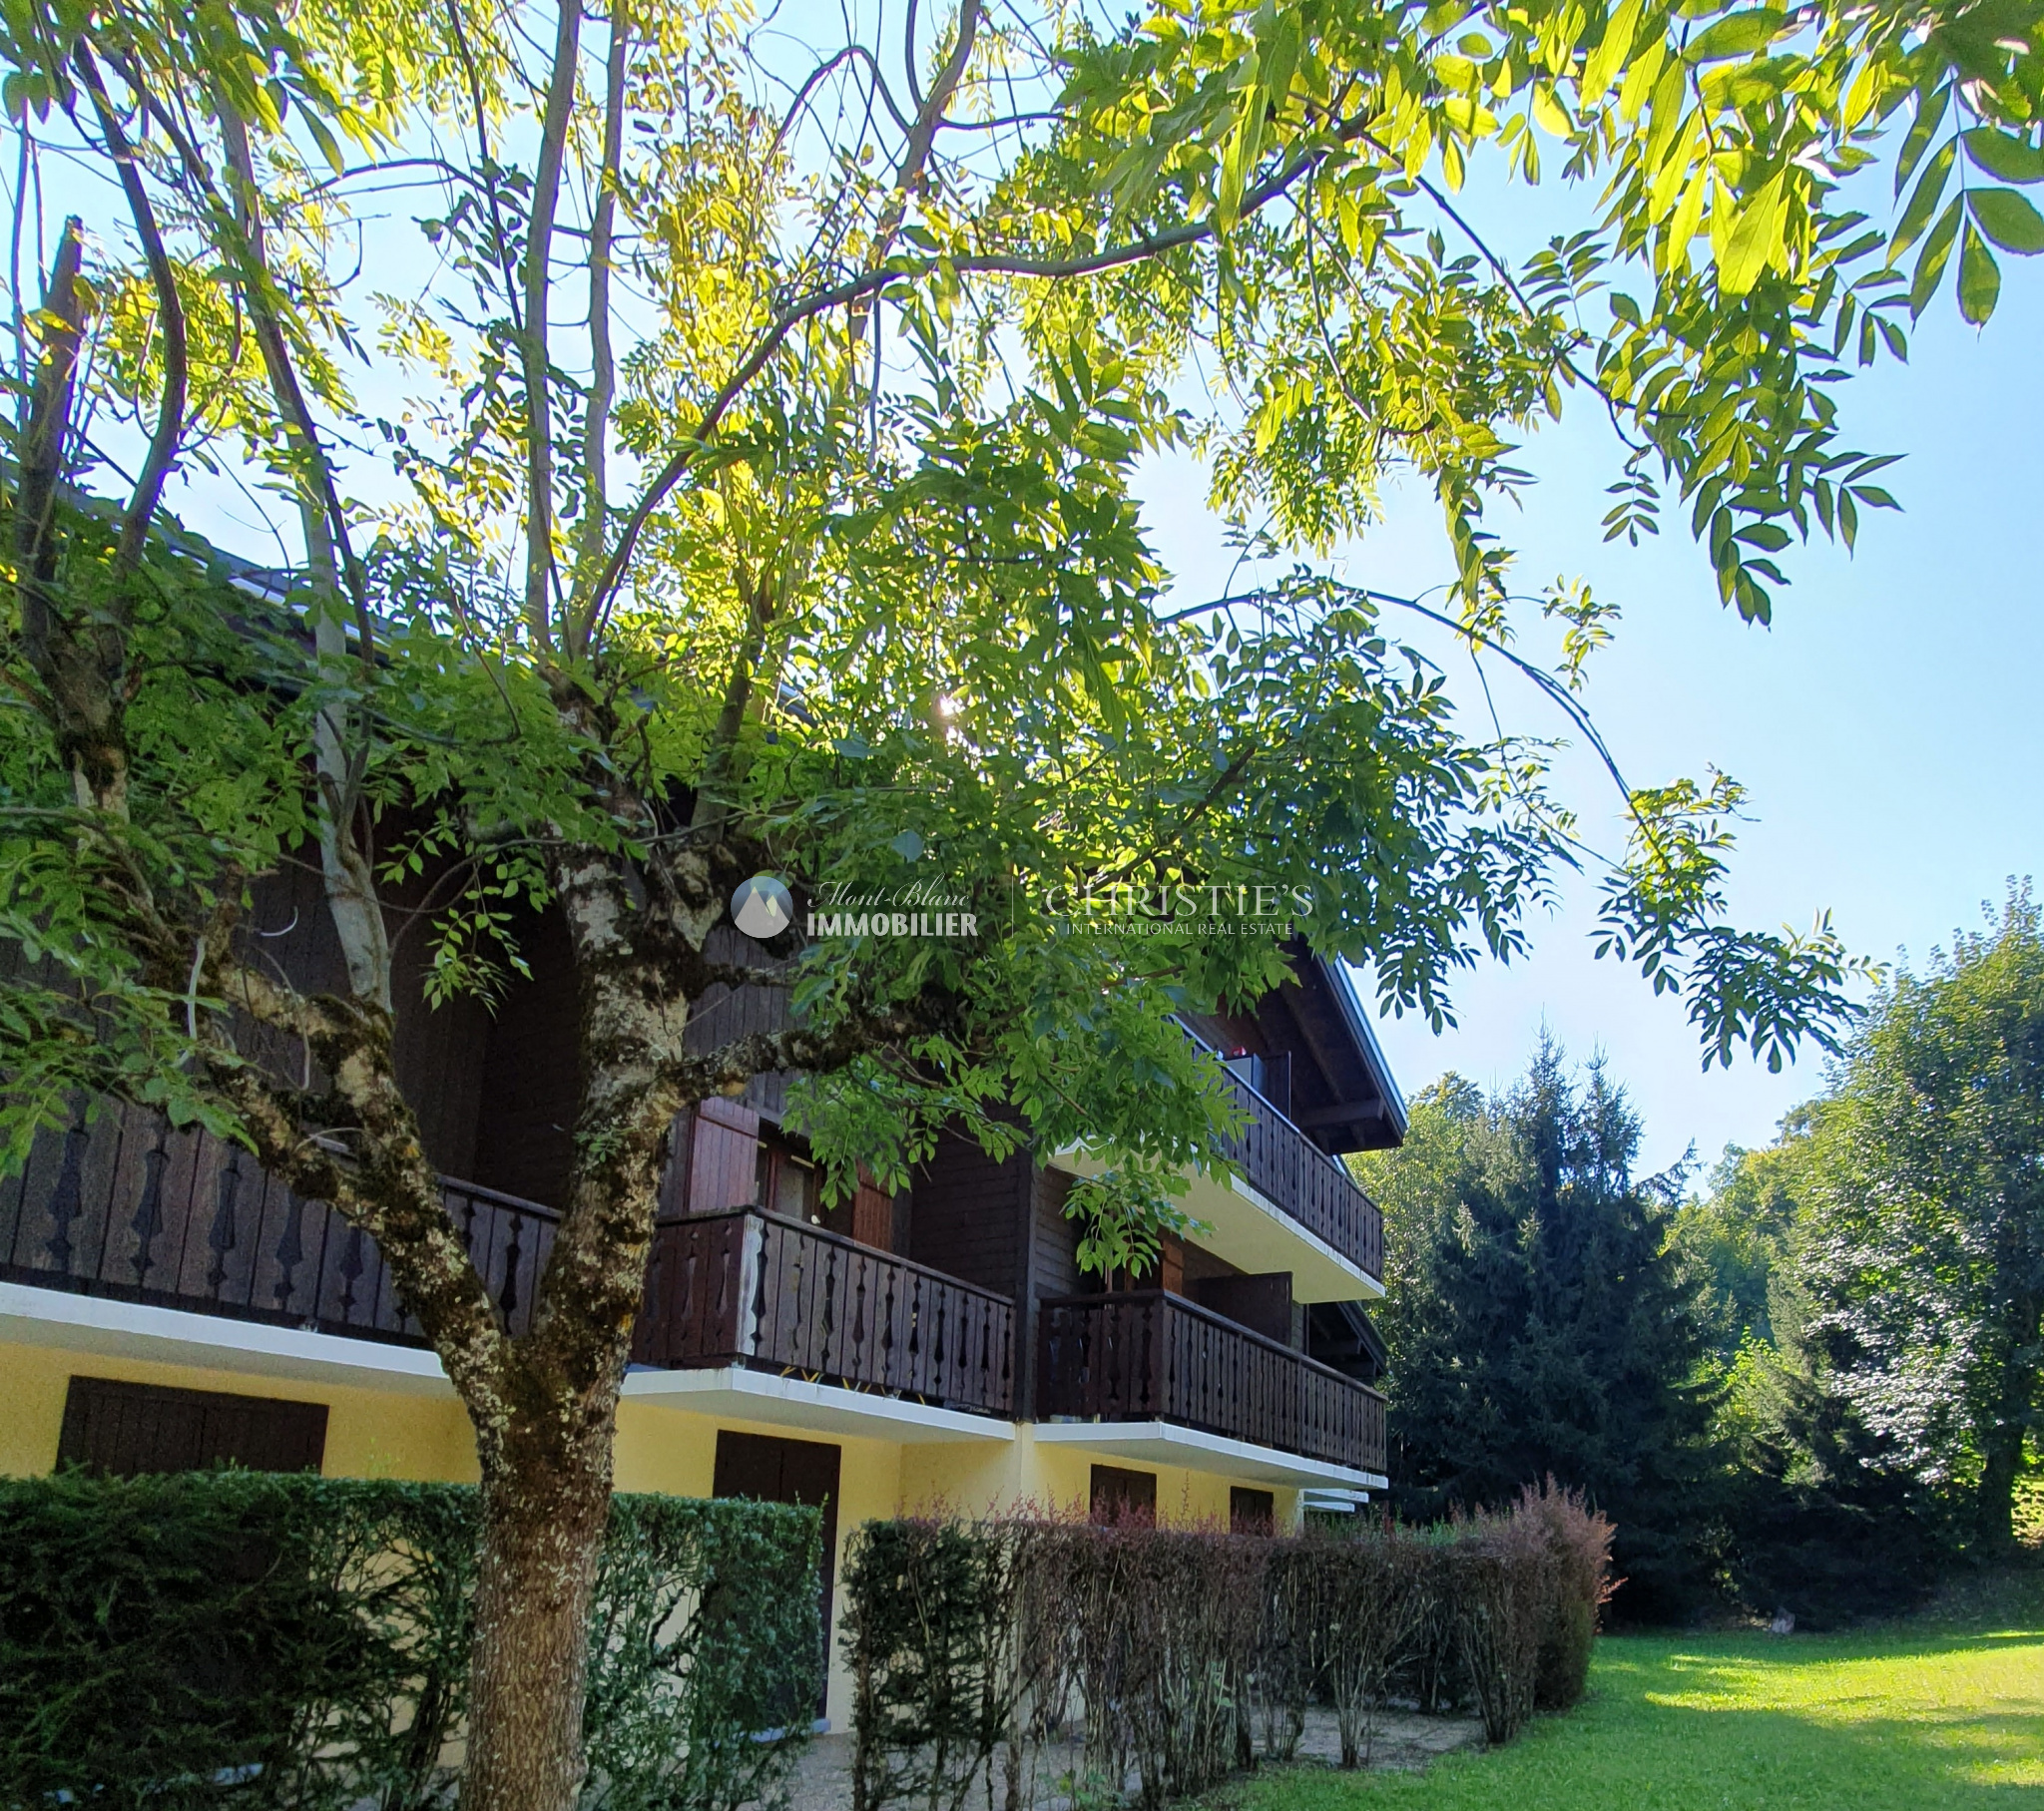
xmin=900 ymin=1428 xmax=1302 ymax=1532
xmin=3 ymin=1331 xmax=1308 ymax=1723
xmin=0 ymin=1338 xmax=478 ymax=1482
xmin=614 ymin=1399 xmax=903 ymax=1728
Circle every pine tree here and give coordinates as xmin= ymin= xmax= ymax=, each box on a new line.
xmin=1357 ymin=1039 xmax=1721 ymax=1615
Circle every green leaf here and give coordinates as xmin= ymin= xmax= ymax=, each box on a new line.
xmin=300 ymin=108 xmax=345 ymax=176
xmin=1968 ymin=187 xmax=2044 ymax=254
xmin=1894 ymin=82 xmax=1951 ymax=199
xmin=1958 ymin=221 xmax=2001 ymax=324
xmin=889 ymin=830 xmax=925 ymax=861
xmin=1891 ymin=138 xmax=1956 ymax=259
xmin=1908 ymin=195 xmax=1963 ymax=316
xmin=1718 ymin=172 xmax=1786 ymax=295
xmin=1581 ymin=0 xmax=1642 ymax=105
xmin=1960 ymin=127 xmax=2044 ymax=185
xmin=1685 ymin=8 xmax=1785 ymax=61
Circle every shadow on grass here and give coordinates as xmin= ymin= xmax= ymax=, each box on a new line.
xmin=1218 ymin=1634 xmax=2043 ymax=1811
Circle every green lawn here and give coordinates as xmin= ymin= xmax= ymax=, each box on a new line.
xmin=1231 ymin=1611 xmax=2044 ymax=1811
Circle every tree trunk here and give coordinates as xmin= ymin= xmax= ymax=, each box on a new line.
xmin=1976 ymin=1351 xmax=2037 ymax=1556
xmin=462 ymin=1399 xmax=621 ymax=1811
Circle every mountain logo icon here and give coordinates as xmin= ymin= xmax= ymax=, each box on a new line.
xmin=731 ymin=874 xmax=794 ymax=940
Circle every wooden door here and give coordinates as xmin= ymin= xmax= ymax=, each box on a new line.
xmin=713 ymin=1430 xmax=841 ymax=1719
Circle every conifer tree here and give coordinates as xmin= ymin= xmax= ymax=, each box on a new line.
xmin=1359 ymin=1041 xmax=1720 ymax=1613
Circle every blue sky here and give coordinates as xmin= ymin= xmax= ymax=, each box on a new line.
xmin=1139 ymin=259 xmax=2044 ymax=1180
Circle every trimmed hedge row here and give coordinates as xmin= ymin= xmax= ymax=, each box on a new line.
xmin=841 ymin=1481 xmax=1613 ymax=1811
xmin=0 ymin=1472 xmax=821 ymax=1811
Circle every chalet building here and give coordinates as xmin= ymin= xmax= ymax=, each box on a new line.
xmin=0 ymin=870 xmax=1404 ymax=1723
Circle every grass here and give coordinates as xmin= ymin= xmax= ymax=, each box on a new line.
xmin=1220 ymin=1583 xmax=2044 ymax=1811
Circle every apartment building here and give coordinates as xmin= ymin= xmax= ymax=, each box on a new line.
xmin=0 ymin=873 xmax=1403 ymax=1723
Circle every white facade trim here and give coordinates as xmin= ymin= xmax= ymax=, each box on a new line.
xmin=1223 ymin=1171 xmax=1386 ymax=1301
xmin=622 ymin=1363 xmax=1017 ymax=1444
xmin=1049 ymin=1146 xmax=1383 ymax=1302
xmin=0 ymin=1282 xmax=455 ymax=1395
xmin=1031 ymin=1418 xmax=1386 ymax=1491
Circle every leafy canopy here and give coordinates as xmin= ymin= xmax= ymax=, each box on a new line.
xmin=6 ymin=0 xmax=2034 ymax=1214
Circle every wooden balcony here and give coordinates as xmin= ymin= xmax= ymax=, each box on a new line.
xmin=0 ymin=1101 xmax=557 ymax=1343
xmin=634 ymin=1208 xmax=1015 ymax=1417
xmin=1036 ymin=1290 xmax=1386 ymax=1476
xmin=1211 ymin=1069 xmax=1384 ymax=1280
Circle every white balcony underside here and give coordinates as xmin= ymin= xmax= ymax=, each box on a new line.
xmin=1032 ymin=1418 xmax=1386 ymax=1490
xmin=623 ymin=1364 xmax=1016 ymax=1443
xmin=0 ymin=1280 xmax=455 ymax=1394
xmin=1049 ymin=1150 xmax=1384 ymax=1303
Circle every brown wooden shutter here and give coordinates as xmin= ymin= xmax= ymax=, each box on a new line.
xmin=688 ymin=1098 xmax=762 ymax=1213
xmin=850 ymin=1175 xmax=893 ymax=1252
xmin=1089 ymin=1464 xmax=1157 ymax=1526
xmin=1230 ymin=1487 xmax=1276 ymax=1535
xmin=57 ymin=1376 xmax=327 ymax=1476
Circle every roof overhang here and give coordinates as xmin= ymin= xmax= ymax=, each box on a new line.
xmin=0 ymin=1281 xmax=455 ymax=1395
xmin=623 ymin=1363 xmax=1016 ymax=1444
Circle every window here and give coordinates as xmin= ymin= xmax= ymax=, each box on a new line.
xmin=754 ymin=1138 xmax=818 ymax=1223
xmin=1089 ymin=1464 xmax=1157 ymax=1527
xmin=773 ymin=1153 xmax=815 ymax=1221
xmin=57 ymin=1377 xmax=327 ymax=1477
xmin=1230 ymin=1487 xmax=1276 ymax=1536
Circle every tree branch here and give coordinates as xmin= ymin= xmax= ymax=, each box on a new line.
xmin=74 ymin=44 xmax=187 ymax=574
xmin=588 ymin=128 xmax=1330 ymax=627
xmin=568 ymin=0 xmax=630 ymax=653
xmin=521 ymin=0 xmax=587 ymax=652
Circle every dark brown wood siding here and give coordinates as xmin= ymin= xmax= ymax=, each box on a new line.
xmin=240 ymin=850 xmax=493 ymax=1180
xmin=1029 ymin=1164 xmax=1083 ymax=1302
xmin=906 ymin=1131 xmax=1027 ymax=1300
xmin=468 ymin=904 xmax=582 ymax=1207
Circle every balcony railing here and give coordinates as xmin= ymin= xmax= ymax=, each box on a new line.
xmin=0 ymin=1101 xmax=557 ymax=1342
xmin=634 ymin=1208 xmax=1015 ymax=1417
xmin=1210 ymin=1069 xmax=1384 ymax=1280
xmin=1037 ymin=1290 xmax=1386 ymax=1475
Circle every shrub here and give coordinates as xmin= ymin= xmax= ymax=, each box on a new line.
xmin=1515 ymin=1479 xmax=1616 ymax=1711
xmin=1303 ymin=1520 xmax=1431 ymax=1768
xmin=842 ymin=1493 xmax=1614 ymax=1810
xmin=0 ymin=1473 xmax=818 ymax=1811
xmin=1441 ymin=1509 xmax=1551 ymax=1744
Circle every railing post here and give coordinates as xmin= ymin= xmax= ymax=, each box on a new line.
xmin=737 ymin=1211 xmax=766 ymax=1360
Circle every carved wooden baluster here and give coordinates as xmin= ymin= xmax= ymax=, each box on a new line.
xmin=206 ymin=1146 xmax=243 ymax=1298
xmin=892 ymin=1266 xmax=913 ymax=1394
xmin=919 ymin=1276 xmax=940 ymax=1398
xmin=498 ymin=1203 xmax=525 ymax=1331
xmin=750 ymin=1216 xmax=772 ymax=1359
xmin=271 ymin=1189 xmax=305 ymax=1314
xmin=807 ymin=1233 xmax=832 ymax=1373
xmin=129 ymin=1119 xmax=170 ymax=1288
xmin=42 ymin=1101 xmax=89 ymax=1275
xmin=846 ymin=1246 xmax=869 ymax=1383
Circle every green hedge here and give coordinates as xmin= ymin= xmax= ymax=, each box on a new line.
xmin=841 ymin=1483 xmax=1616 ymax=1811
xmin=0 ymin=1472 xmax=820 ymax=1811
